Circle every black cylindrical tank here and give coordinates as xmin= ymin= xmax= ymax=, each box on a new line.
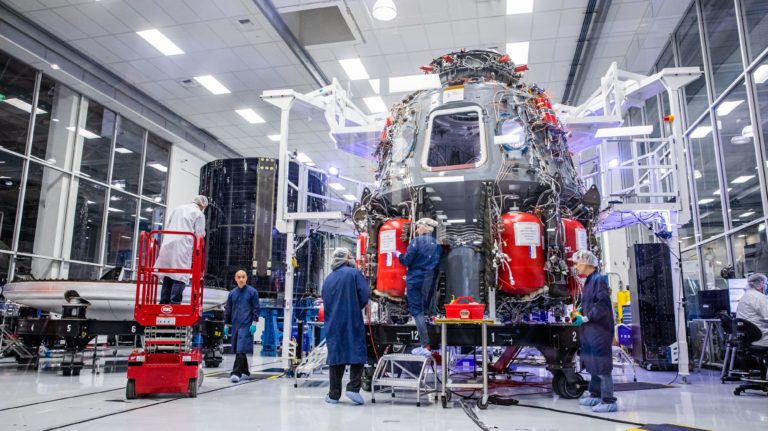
xmin=199 ymin=158 xmax=326 ymax=296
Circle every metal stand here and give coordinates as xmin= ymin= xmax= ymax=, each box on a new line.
xmin=438 ymin=318 xmax=493 ymax=409
xmin=694 ymin=318 xmax=724 ymax=370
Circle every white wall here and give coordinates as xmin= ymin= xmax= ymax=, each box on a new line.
xmin=166 ymin=143 xmax=216 ymax=215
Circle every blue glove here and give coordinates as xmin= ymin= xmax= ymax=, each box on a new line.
xmin=572 ymin=315 xmax=586 ymax=327
xmin=223 ymin=325 xmax=230 ymax=337
xmin=249 ymin=323 xmax=257 ymax=335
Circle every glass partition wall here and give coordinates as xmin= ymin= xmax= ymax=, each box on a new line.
xmin=0 ymin=50 xmax=170 ymax=282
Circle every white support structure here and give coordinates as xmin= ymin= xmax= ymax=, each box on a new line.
xmin=558 ymin=63 xmax=702 ymax=383
xmin=261 ymin=80 xmax=381 ymax=370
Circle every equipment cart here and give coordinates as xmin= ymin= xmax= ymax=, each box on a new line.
xmin=126 ymin=230 xmax=205 ymax=399
xmin=437 ymin=318 xmax=494 ymax=409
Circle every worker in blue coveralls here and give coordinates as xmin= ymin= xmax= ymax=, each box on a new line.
xmin=395 ymin=217 xmax=441 ymax=356
xmin=225 ymin=270 xmax=260 ymax=383
xmin=570 ymin=250 xmax=618 ymax=413
xmin=322 ymin=248 xmax=370 ymax=405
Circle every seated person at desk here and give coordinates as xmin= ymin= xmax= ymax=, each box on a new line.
xmin=736 ymin=273 xmax=768 ymax=347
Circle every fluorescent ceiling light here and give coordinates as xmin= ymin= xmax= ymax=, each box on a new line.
xmin=338 ymin=58 xmax=370 ymax=80
xmin=368 ymin=79 xmax=380 ymax=94
xmin=268 ymin=134 xmax=280 ymax=141
xmin=363 ymin=96 xmax=388 ymax=113
xmin=372 ymin=0 xmax=397 ymax=21
xmin=505 ymin=41 xmax=529 ymax=64
xmin=296 ymin=152 xmax=313 ymax=164
xmin=115 ymin=147 xmax=133 ymax=154
xmin=193 ymin=75 xmax=230 ymax=95
xmin=698 ymin=198 xmax=714 ymax=205
xmin=694 ymin=170 xmax=702 ymax=179
xmin=713 ymin=188 xmax=732 ymax=195
xmin=731 ymin=175 xmax=755 ymax=184
xmin=235 ymin=108 xmax=265 ymax=124
xmin=740 ymin=211 xmax=755 ymax=218
xmin=760 ymin=224 xmax=766 ymax=232
xmin=607 ymin=159 xmax=619 ymax=168
xmin=329 ymin=182 xmax=345 ymax=191
xmin=594 ymin=125 xmax=653 ymax=138
xmin=343 ymin=194 xmax=357 ymax=201
xmin=431 ymin=196 xmax=442 ymax=201
xmin=4 ymin=98 xmax=47 ymax=114
xmin=690 ymin=126 xmax=712 ymax=139
xmin=108 ymin=207 xmax=124 ymax=213
xmin=145 ymin=207 xmax=154 ymax=212
xmin=716 ymin=100 xmax=744 ymax=116
xmin=66 ymin=126 xmax=100 ymax=139
xmin=424 ymin=175 xmax=464 ymax=184
xmin=754 ymin=64 xmax=768 ymax=84
xmin=136 ymin=29 xmax=184 ymax=56
xmin=148 ymin=163 xmax=168 ymax=173
xmin=389 ymin=74 xmax=442 ymax=93
xmin=507 ymin=0 xmax=533 ymax=14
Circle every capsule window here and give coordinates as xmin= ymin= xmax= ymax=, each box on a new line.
xmin=422 ymin=107 xmax=486 ymax=171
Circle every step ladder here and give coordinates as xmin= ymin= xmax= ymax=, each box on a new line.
xmin=371 ymin=353 xmax=437 ymax=407
xmin=294 ymin=340 xmax=328 ymax=387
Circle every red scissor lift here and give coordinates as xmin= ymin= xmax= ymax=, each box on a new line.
xmin=126 ymin=230 xmax=205 ymax=399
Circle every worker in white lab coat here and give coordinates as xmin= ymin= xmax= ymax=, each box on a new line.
xmin=736 ymin=273 xmax=768 ymax=347
xmin=155 ymin=195 xmax=208 ymax=304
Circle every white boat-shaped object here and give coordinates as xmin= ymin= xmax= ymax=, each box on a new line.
xmin=1 ymin=280 xmax=229 ymax=321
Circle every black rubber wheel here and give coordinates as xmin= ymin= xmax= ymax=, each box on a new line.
xmin=126 ymin=380 xmax=136 ymax=400
xmin=551 ymin=372 xmax=563 ymax=396
xmin=371 ymin=398 xmax=376 ymax=404
xmin=416 ymin=402 xmax=421 ymax=407
xmin=446 ymin=391 xmax=452 ymax=402
xmin=477 ymin=398 xmax=488 ymax=410
xmin=441 ymin=395 xmax=447 ymax=408
xmin=734 ymin=389 xmax=741 ymax=396
xmin=188 ymin=378 xmax=198 ymax=398
xmin=391 ymin=392 xmax=395 ymax=398
xmin=554 ymin=372 xmax=585 ymax=399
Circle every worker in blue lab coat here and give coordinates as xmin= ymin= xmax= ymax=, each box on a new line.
xmin=395 ymin=218 xmax=441 ymax=356
xmin=225 ymin=270 xmax=260 ymax=383
xmin=322 ymin=248 xmax=370 ymax=405
xmin=570 ymin=250 xmax=617 ymax=413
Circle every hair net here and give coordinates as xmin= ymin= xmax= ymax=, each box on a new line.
xmin=570 ymin=249 xmax=599 ymax=267
xmin=331 ymin=247 xmax=354 ymax=270
xmin=747 ymin=273 xmax=767 ymax=290
xmin=192 ymin=195 xmax=209 ymax=207
xmin=415 ymin=217 xmax=438 ymax=232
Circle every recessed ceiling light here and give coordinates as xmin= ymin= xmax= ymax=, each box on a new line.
xmin=608 ymin=159 xmax=619 ymax=168
xmin=235 ymin=108 xmax=265 ymax=124
xmin=4 ymin=98 xmax=47 ymax=114
xmin=754 ymin=64 xmax=768 ymax=84
xmin=368 ymin=79 xmax=381 ymax=95
xmin=694 ymin=170 xmax=702 ymax=179
xmin=296 ymin=152 xmax=313 ymax=164
xmin=193 ymin=75 xmax=230 ymax=95
xmin=137 ymin=29 xmax=184 ymax=56
xmin=268 ymin=134 xmax=280 ymax=141
xmin=595 ymin=125 xmax=653 ymax=138
xmin=66 ymin=126 xmax=99 ymax=139
xmin=431 ymin=196 xmax=443 ymax=201
xmin=740 ymin=211 xmax=755 ymax=218
xmin=505 ymin=41 xmax=529 ymax=64
xmin=343 ymin=194 xmax=357 ymax=201
xmin=328 ymin=167 xmax=340 ymax=176
xmin=363 ymin=96 xmax=388 ymax=113
xmin=713 ymin=188 xmax=732 ymax=195
xmin=698 ymin=198 xmax=714 ymax=205
xmin=115 ymin=147 xmax=133 ymax=154
xmin=50 ymin=63 xmax=60 ymax=70
xmin=716 ymin=100 xmax=744 ymax=116
xmin=389 ymin=74 xmax=442 ymax=93
xmin=690 ymin=126 xmax=712 ymax=139
xmin=329 ymin=182 xmax=345 ymax=191
xmin=148 ymin=163 xmax=168 ymax=173
xmin=731 ymin=175 xmax=755 ymax=184
xmin=108 ymin=207 xmax=124 ymax=213
xmin=339 ymin=58 xmax=370 ymax=80
xmin=507 ymin=0 xmax=533 ymax=15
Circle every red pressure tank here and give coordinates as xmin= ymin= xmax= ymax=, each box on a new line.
xmin=498 ymin=212 xmax=545 ymax=295
xmin=375 ymin=218 xmax=410 ymax=298
xmin=562 ymin=218 xmax=589 ymax=292
xmin=356 ymin=232 xmax=368 ymax=269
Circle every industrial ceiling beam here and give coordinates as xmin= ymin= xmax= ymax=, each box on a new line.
xmin=250 ymin=0 xmax=331 ymax=87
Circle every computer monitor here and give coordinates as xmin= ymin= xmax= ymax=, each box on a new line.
xmin=728 ymin=278 xmax=748 ymax=314
xmin=698 ymin=289 xmax=730 ymax=319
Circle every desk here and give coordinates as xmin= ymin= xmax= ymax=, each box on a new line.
xmin=692 ymin=318 xmax=724 ymax=369
xmin=436 ymin=318 xmax=494 ymax=409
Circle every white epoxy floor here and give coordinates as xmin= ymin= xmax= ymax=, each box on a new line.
xmin=0 ymin=350 xmax=766 ymax=431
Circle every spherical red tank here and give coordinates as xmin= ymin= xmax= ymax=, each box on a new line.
xmin=356 ymin=232 xmax=368 ymax=269
xmin=375 ymin=218 xmax=410 ymax=298
xmin=498 ymin=212 xmax=545 ymax=295
xmin=562 ymin=218 xmax=588 ymax=292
